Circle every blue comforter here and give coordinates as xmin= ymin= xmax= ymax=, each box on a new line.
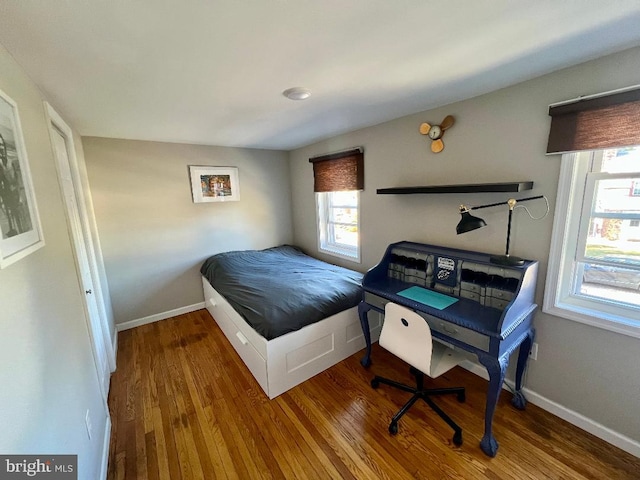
xmin=200 ymin=245 xmax=363 ymax=340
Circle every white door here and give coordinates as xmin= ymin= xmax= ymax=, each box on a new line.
xmin=46 ymin=105 xmax=113 ymax=400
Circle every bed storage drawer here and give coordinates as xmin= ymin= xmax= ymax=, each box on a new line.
xmin=204 ymin=287 xmax=268 ymax=394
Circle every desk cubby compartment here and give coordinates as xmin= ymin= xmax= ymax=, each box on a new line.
xmin=460 ymin=267 xmax=488 ymax=305
xmin=387 ymin=249 xmax=433 ymax=286
xmin=460 ymin=262 xmax=523 ymax=311
xmin=486 ymin=276 xmax=519 ymax=310
xmin=459 ymin=288 xmax=481 ymax=303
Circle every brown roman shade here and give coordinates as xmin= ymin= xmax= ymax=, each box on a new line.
xmin=309 ymin=148 xmax=364 ymax=192
xmin=547 ymin=87 xmax=640 ymax=154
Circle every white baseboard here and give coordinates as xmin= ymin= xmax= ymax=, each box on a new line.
xmin=116 ymin=302 xmax=205 ymax=332
xmin=100 ymin=415 xmax=112 ymax=480
xmin=459 ymin=360 xmax=640 ymax=458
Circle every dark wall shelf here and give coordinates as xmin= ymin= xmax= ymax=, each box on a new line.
xmin=376 ymin=181 xmax=534 ymax=195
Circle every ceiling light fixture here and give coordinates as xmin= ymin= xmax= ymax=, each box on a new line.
xmin=283 ymin=87 xmax=312 ymax=101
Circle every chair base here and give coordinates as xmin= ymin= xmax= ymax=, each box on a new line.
xmin=372 ymin=368 xmax=465 ymax=446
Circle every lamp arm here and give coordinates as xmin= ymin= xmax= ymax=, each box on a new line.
xmin=469 ymin=195 xmax=544 ymax=212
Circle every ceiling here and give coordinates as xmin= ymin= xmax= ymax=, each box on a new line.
xmin=1 ymin=1 xmax=640 ymax=151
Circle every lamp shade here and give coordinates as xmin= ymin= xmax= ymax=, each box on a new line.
xmin=456 ymin=211 xmax=487 ymax=234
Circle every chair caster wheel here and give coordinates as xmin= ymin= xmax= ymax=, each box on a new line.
xmin=453 ymin=431 xmax=463 ymax=446
xmin=388 ymin=422 xmax=398 ymax=435
xmin=457 ymin=391 xmax=466 ymax=403
xmin=371 ymin=378 xmax=380 ymax=389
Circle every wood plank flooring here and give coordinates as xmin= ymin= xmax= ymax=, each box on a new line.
xmin=107 ymin=309 xmax=640 ymax=479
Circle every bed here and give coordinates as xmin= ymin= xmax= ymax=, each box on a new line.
xmin=201 ymin=245 xmax=382 ymax=399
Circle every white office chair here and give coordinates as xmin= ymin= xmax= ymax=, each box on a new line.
xmin=372 ymin=302 xmax=466 ymax=445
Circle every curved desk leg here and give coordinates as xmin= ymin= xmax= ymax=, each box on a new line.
xmin=358 ymin=302 xmax=373 ymax=368
xmin=478 ymin=354 xmax=508 ymax=457
xmin=512 ymin=328 xmax=534 ymax=410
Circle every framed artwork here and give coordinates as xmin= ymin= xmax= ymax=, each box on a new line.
xmin=0 ymin=88 xmax=44 ymax=268
xmin=189 ymin=166 xmax=240 ymax=203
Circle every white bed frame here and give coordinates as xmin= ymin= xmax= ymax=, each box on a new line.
xmin=202 ymin=276 xmax=382 ymax=399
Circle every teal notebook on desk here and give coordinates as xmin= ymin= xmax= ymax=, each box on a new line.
xmin=397 ymin=286 xmax=458 ymax=310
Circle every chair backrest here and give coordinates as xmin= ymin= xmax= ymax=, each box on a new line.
xmin=379 ymin=302 xmax=464 ymax=378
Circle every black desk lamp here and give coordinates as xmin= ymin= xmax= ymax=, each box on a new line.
xmin=456 ymin=195 xmax=546 ymax=266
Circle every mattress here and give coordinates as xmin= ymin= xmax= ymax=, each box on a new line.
xmin=200 ymin=245 xmax=363 ymax=340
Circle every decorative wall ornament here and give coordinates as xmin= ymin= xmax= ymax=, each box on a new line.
xmin=420 ymin=115 xmax=455 ymax=153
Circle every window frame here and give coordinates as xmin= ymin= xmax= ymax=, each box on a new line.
xmin=543 ymin=151 xmax=640 ymax=339
xmin=316 ymin=190 xmax=361 ymax=263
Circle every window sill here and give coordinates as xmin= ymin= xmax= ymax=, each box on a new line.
xmin=319 ymin=246 xmax=361 ymax=264
xmin=542 ymin=300 xmax=640 ymax=339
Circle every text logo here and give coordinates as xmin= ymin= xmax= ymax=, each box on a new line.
xmin=0 ymin=455 xmax=77 ymax=479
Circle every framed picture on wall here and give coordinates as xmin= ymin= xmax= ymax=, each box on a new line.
xmin=0 ymin=88 xmax=44 ymax=268
xmin=189 ymin=165 xmax=240 ymax=203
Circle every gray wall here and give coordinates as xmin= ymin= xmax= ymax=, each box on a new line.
xmin=0 ymin=44 xmax=109 ymax=477
xmin=82 ymin=138 xmax=293 ymax=325
xmin=289 ymin=46 xmax=640 ymax=443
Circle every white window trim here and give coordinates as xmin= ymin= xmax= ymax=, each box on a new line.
xmin=543 ymin=152 xmax=640 ymax=339
xmin=316 ymin=191 xmax=361 ymax=263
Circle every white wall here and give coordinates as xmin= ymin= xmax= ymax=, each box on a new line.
xmin=82 ymin=138 xmax=293 ymax=325
xmin=0 ymin=45 xmax=109 ymax=478
xmin=289 ymin=47 xmax=640 ymax=446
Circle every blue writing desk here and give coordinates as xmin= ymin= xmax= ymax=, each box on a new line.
xmin=359 ymin=241 xmax=538 ymax=457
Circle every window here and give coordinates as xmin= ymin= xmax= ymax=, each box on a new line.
xmin=544 ymin=146 xmax=640 ymax=338
xmin=309 ymin=148 xmax=364 ymax=263
xmin=317 ymin=190 xmax=360 ymax=261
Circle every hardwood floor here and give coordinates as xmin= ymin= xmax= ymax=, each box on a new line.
xmin=107 ymin=309 xmax=639 ymax=479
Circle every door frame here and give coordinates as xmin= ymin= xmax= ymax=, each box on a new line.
xmin=44 ymin=103 xmax=116 ymax=385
